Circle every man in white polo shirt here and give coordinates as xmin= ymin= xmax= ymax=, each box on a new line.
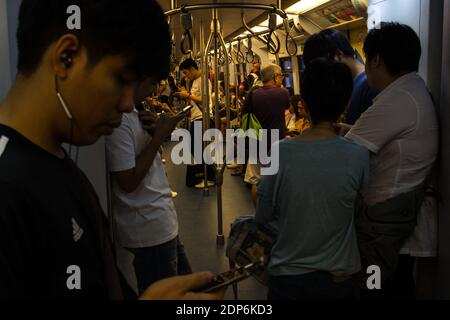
xmin=106 ymin=101 xmax=191 ymax=295
xmin=346 ymin=23 xmax=439 ymax=299
xmin=178 ymin=58 xmax=215 ymax=189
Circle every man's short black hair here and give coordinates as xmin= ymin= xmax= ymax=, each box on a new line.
xmin=301 ymin=58 xmax=353 ymax=125
xmin=17 ymin=0 xmax=170 ymax=80
xmin=303 ymin=29 xmax=355 ymax=66
xmin=363 ymin=22 xmax=421 ymax=76
xmin=179 ymin=58 xmax=199 ymax=71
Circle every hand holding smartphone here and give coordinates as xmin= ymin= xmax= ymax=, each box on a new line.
xmin=200 ymin=259 xmax=264 ymax=293
xmin=176 ymin=105 xmax=193 ymax=116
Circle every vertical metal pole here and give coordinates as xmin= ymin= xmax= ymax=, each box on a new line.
xmin=213 ymin=9 xmax=220 ymax=132
xmin=202 ymin=24 xmax=214 ymax=197
xmin=213 ymin=8 xmax=225 ymax=246
xmin=193 ymin=33 xmax=197 ymax=59
xmin=235 ymin=62 xmax=240 ymax=122
xmin=200 ymin=21 xmax=209 ymax=197
xmin=169 ymin=0 xmax=176 ymax=25
xmin=217 ymin=32 xmax=231 ymax=130
xmin=277 ymin=0 xmax=282 ymax=66
xmin=199 ymin=20 xmax=208 ymax=197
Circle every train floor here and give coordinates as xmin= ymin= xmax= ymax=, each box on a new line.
xmin=116 ymin=142 xmax=267 ymax=300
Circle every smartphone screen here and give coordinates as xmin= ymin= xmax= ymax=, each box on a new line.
xmin=183 ymin=105 xmax=193 ymax=113
xmin=201 ymin=261 xmax=263 ymax=293
xmin=202 ymin=268 xmax=251 ymax=293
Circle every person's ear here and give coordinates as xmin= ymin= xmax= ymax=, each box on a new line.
xmin=52 ymin=34 xmax=81 ymax=79
xmin=334 ymin=50 xmax=345 ymax=62
xmin=372 ymin=54 xmax=382 ymax=68
xmin=135 ymin=78 xmax=157 ymax=104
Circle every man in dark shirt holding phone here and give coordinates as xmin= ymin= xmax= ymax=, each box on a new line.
xmin=0 ymin=0 xmax=224 ymax=300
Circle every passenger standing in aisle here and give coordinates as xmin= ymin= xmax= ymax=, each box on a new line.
xmin=243 ymin=64 xmax=290 ymax=206
xmin=106 ymin=99 xmax=191 ymax=295
xmin=303 ymin=29 xmax=379 ymax=125
xmin=177 ymin=59 xmax=215 ymax=189
xmin=246 ymin=62 xmax=262 ymax=90
xmin=345 ymin=23 xmax=439 ymax=299
xmin=256 ymin=58 xmax=369 ymax=300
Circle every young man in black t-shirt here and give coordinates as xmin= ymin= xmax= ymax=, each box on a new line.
xmin=0 ymin=0 xmax=223 ymax=300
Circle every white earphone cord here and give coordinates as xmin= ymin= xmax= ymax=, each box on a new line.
xmin=54 ymin=75 xmax=79 ymax=162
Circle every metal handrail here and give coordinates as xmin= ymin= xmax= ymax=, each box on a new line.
xmin=240 ymin=10 xmax=279 ymax=55
xmin=165 ymin=3 xmax=287 ymax=19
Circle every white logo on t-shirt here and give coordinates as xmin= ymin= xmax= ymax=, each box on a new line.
xmin=72 ymin=218 xmax=84 ymax=242
xmin=0 ymin=136 xmax=10 ymax=158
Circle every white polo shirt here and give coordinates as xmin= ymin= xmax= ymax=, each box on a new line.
xmin=190 ymin=76 xmax=212 ymax=122
xmin=346 ymin=73 xmax=438 ymax=206
xmin=105 ymin=110 xmax=178 ymax=248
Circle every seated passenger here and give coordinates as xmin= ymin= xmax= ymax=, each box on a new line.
xmin=285 ymin=96 xmax=298 ymax=132
xmin=286 ymin=95 xmax=310 ymax=136
xmin=255 ymin=58 xmax=369 ymax=300
xmin=294 ymin=98 xmax=310 ymax=134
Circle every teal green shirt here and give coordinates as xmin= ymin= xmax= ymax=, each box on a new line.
xmin=256 ymin=138 xmax=369 ymax=277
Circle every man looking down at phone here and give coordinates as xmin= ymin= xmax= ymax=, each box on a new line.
xmin=106 ymin=98 xmax=192 ymax=295
xmin=177 ymin=59 xmax=215 ymax=189
xmin=0 ymin=0 xmax=224 ymax=300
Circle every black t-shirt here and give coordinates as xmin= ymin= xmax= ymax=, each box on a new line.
xmin=0 ymin=124 xmax=125 ymax=299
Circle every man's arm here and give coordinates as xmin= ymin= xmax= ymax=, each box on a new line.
xmin=108 ymin=111 xmax=187 ymax=194
xmin=140 ymin=272 xmax=226 ymax=300
xmin=178 ymin=78 xmax=212 ymax=112
xmin=255 ymin=174 xmax=278 ymax=225
xmin=177 ymin=90 xmax=203 ymax=108
xmin=345 ymin=92 xmax=417 ymax=154
xmin=188 ymin=93 xmax=203 ymax=105
xmin=112 ymin=135 xmax=163 ymax=194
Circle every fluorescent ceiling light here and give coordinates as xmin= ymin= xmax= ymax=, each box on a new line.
xmin=258 ymin=15 xmax=283 ymax=28
xmin=234 ymin=31 xmax=250 ymax=40
xmin=256 ymin=14 xmax=294 ymax=29
xmin=286 ymin=0 xmax=332 ymax=14
xmin=251 ymin=26 xmax=266 ymax=33
xmin=233 ymin=1 xmax=322 ymax=40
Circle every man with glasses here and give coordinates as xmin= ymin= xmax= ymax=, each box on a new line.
xmin=243 ymin=64 xmax=290 ymax=206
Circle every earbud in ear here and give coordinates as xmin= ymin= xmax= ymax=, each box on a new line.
xmin=60 ymin=52 xmax=73 ymax=68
